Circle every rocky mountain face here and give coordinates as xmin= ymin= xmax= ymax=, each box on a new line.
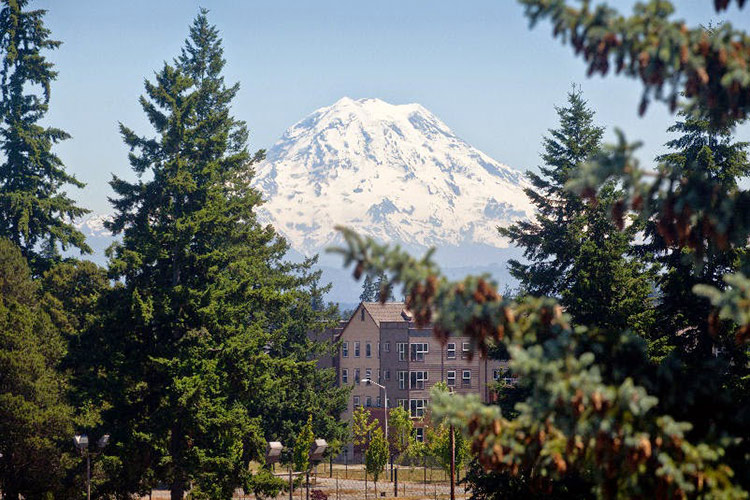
xmin=252 ymin=97 xmax=531 ymax=258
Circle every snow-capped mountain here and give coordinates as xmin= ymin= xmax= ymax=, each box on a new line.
xmin=252 ymin=97 xmax=532 ymax=257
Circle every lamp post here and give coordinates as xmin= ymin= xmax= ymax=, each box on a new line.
xmin=74 ymin=433 xmax=109 ymax=500
xmin=363 ymin=377 xmax=391 ymax=482
xmin=361 ymin=378 xmax=388 ymax=446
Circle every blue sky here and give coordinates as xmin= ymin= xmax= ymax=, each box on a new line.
xmin=37 ymin=0 xmax=750 ymax=214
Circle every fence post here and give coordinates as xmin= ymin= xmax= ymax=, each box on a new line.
xmin=289 ymin=466 xmax=293 ymax=500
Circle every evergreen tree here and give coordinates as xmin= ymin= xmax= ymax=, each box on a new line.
xmin=359 ymin=274 xmax=377 ymax=302
xmin=500 ymin=89 xmax=654 ymax=339
xmin=0 ymin=239 xmax=75 ymax=499
xmin=101 ymin=11 xmax=345 ymax=499
xmin=0 ymin=0 xmax=89 ymax=273
xmin=375 ymin=271 xmax=394 ymax=302
xmin=648 ymin=113 xmax=750 ymax=358
xmin=501 ymin=88 xmax=602 ymax=298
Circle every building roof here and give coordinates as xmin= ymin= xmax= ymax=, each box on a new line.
xmin=362 ymin=301 xmax=413 ymax=325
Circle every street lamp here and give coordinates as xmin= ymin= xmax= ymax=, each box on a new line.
xmin=361 ymin=378 xmax=388 ymax=445
xmin=74 ymin=433 xmax=109 ymax=500
xmin=363 ymin=377 xmax=392 ymax=481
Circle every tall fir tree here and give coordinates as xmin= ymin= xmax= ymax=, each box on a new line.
xmin=500 ymin=89 xmax=654 ymax=338
xmin=0 ymin=0 xmax=89 ymax=274
xmin=101 ymin=11 xmax=346 ymax=499
xmin=500 ymin=88 xmax=602 ymax=298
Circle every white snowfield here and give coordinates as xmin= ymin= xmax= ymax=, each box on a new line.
xmin=252 ymin=97 xmax=532 ymax=256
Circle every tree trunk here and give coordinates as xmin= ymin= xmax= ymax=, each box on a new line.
xmin=170 ymin=480 xmax=185 ymax=500
xmin=170 ymin=425 xmax=186 ymax=500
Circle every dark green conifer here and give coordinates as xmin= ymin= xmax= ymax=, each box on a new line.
xmin=102 ymin=11 xmax=346 ymax=499
xmin=0 ymin=0 xmax=89 ymax=274
xmin=500 ymin=89 xmax=654 ymax=338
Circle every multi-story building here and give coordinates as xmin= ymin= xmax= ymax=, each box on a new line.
xmin=322 ymin=301 xmax=509 ymax=448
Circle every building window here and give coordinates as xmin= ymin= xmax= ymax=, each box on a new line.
xmin=366 ymin=396 xmax=372 ymax=407
xmin=446 ymin=343 xmax=456 ymax=359
xmin=361 ymin=308 xmax=365 ymax=321
xmin=342 ymin=369 xmax=349 ymax=384
xmin=446 ymin=370 xmax=456 ymax=387
xmin=384 ymin=342 xmax=391 ymax=353
xmin=354 ymin=341 xmax=360 ymax=357
xmin=462 ymin=370 xmax=471 ymax=385
xmin=353 ymin=396 xmax=360 ymax=407
xmin=398 ymin=371 xmax=407 ymax=390
xmin=409 ymin=370 xmax=428 ymax=390
xmin=409 ymin=399 xmax=426 ymax=418
xmin=377 ymin=342 xmax=380 ymax=358
xmin=342 ymin=342 xmax=349 ymax=358
xmin=410 ymin=342 xmax=429 ymax=362
xmin=397 ymin=399 xmax=408 ymax=410
xmin=493 ymin=369 xmax=501 ymax=381
xmin=376 ymin=396 xmax=381 ymax=407
xmin=355 ymin=369 xmax=360 ymax=385
xmin=397 ymin=343 xmax=407 ymax=361
xmin=462 ymin=342 xmax=470 ymax=356
xmin=414 ymin=428 xmax=424 ymax=442
xmin=385 ymin=369 xmax=391 ymax=381
xmin=377 ymin=369 xmax=381 ymax=382
xmin=365 ymin=369 xmax=372 ymax=381
xmin=366 ymin=342 xmax=372 ymax=358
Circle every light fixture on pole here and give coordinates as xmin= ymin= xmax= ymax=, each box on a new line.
xmin=362 ymin=377 xmax=390 ymax=478
xmin=74 ymin=433 xmax=109 ymax=500
xmin=361 ymin=378 xmax=388 ymax=445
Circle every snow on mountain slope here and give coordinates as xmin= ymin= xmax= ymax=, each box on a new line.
xmin=252 ymin=97 xmax=532 ymax=257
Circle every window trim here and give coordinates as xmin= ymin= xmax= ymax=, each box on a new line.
xmin=342 ymin=342 xmax=349 ymax=358
xmin=410 ymin=342 xmax=429 ymax=362
xmin=446 ymin=343 xmax=456 ymax=359
xmin=397 ymin=342 xmax=407 ymax=361
xmin=366 ymin=342 xmax=372 ymax=358
xmin=446 ymin=370 xmax=456 ymax=387
xmin=342 ymin=368 xmax=349 ymax=384
xmin=462 ymin=369 xmax=471 ymax=385
xmin=353 ymin=396 xmax=360 ymax=407
xmin=409 ymin=370 xmax=428 ymax=390
xmin=354 ymin=341 xmax=361 ymax=358
xmin=409 ymin=399 xmax=426 ymax=418
xmin=398 ymin=370 xmax=407 ymax=390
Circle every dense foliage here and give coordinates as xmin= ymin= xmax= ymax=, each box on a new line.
xmin=0 ymin=239 xmax=76 ymax=499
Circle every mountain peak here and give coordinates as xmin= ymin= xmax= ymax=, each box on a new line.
xmin=252 ymin=97 xmax=531 ymax=256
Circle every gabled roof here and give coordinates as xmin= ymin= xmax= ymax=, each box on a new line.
xmin=362 ymin=301 xmax=412 ymax=325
